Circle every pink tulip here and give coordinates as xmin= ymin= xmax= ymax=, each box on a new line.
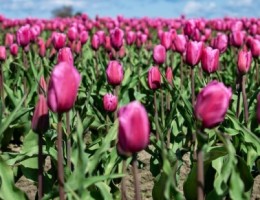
xmin=106 ymin=60 xmax=124 ymax=86
xmin=153 ymin=44 xmax=166 ymax=65
xmin=67 ymin=26 xmax=78 ymax=42
xmin=0 ymin=46 xmax=6 ymax=61
xmin=237 ymin=49 xmax=252 ymax=75
xmin=201 ymin=47 xmax=219 ymax=74
xmin=32 ymin=94 xmax=49 ymax=134
xmin=91 ymin=34 xmax=100 ymax=51
xmin=184 ymin=20 xmax=196 ymax=38
xmin=10 ymin=44 xmax=19 ymax=57
xmin=96 ymin=30 xmax=106 ymax=45
xmin=148 ymin=66 xmax=161 ymax=90
xmin=38 ymin=42 xmax=46 ymax=58
xmin=47 ymin=62 xmax=81 ymax=113
xmin=17 ymin=25 xmax=31 ymax=47
xmin=103 ymin=93 xmax=118 ymax=112
xmin=5 ymin=33 xmax=14 ymax=47
xmin=57 ymin=47 xmax=74 ymax=66
xmin=230 ymin=31 xmax=245 ymax=48
xmin=213 ymin=33 xmax=228 ymax=54
xmin=185 ymin=41 xmax=203 ymax=67
xmin=165 ymin=67 xmax=173 ymax=86
xmin=117 ymin=101 xmax=150 ymax=156
xmin=194 ymin=81 xmax=232 ymax=129
xmin=80 ymin=31 xmax=88 ymax=45
xmin=250 ymin=39 xmax=260 ymax=58
xmin=160 ymin=32 xmax=172 ymax=50
xmin=75 ymin=41 xmax=82 ymax=54
xmin=52 ymin=32 xmax=66 ymax=50
xmin=173 ymin=34 xmax=187 ymax=54
xmin=38 ymin=76 xmax=47 ymax=95
xmin=126 ymin=31 xmax=136 ymax=45
xmin=104 ymin=36 xmax=112 ymax=52
xmin=110 ymin=28 xmax=124 ymax=51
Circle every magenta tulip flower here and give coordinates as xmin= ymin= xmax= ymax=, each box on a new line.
xmin=148 ymin=66 xmax=161 ymax=90
xmin=194 ymin=81 xmax=232 ymax=129
xmin=237 ymin=49 xmax=252 ymax=75
xmin=126 ymin=31 xmax=136 ymax=45
xmin=5 ymin=33 xmax=14 ymax=47
xmin=165 ymin=67 xmax=173 ymax=86
xmin=10 ymin=44 xmax=19 ymax=57
xmin=201 ymin=47 xmax=219 ymax=74
xmin=153 ymin=44 xmax=166 ymax=65
xmin=213 ymin=33 xmax=228 ymax=54
xmin=106 ymin=60 xmax=124 ymax=86
xmin=17 ymin=25 xmax=31 ymax=48
xmin=110 ymin=28 xmax=124 ymax=51
xmin=251 ymin=39 xmax=260 ymax=58
xmin=185 ymin=41 xmax=203 ymax=67
xmin=173 ymin=34 xmax=187 ymax=54
xmin=67 ymin=26 xmax=78 ymax=42
xmin=91 ymin=34 xmax=100 ymax=51
xmin=57 ymin=47 xmax=74 ymax=66
xmin=117 ymin=101 xmax=150 ymax=156
xmin=160 ymin=32 xmax=172 ymax=50
xmin=103 ymin=93 xmax=118 ymax=112
xmin=80 ymin=31 xmax=89 ymax=45
xmin=52 ymin=32 xmax=66 ymax=50
xmin=0 ymin=46 xmax=6 ymax=61
xmin=47 ymin=62 xmax=81 ymax=113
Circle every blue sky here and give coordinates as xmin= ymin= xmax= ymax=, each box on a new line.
xmin=0 ymin=0 xmax=259 ymax=19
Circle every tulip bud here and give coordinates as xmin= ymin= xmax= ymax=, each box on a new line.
xmin=52 ymin=32 xmax=66 ymax=50
xmin=194 ymin=81 xmax=232 ymax=129
xmin=17 ymin=25 xmax=31 ymax=48
xmin=106 ymin=60 xmax=124 ymax=86
xmin=47 ymin=62 xmax=81 ymax=113
xmin=10 ymin=43 xmax=19 ymax=57
xmin=185 ymin=41 xmax=203 ymax=67
xmin=165 ymin=67 xmax=173 ymax=86
xmin=153 ymin=44 xmax=166 ymax=65
xmin=5 ymin=33 xmax=14 ymax=47
xmin=67 ymin=26 xmax=78 ymax=42
xmin=148 ymin=66 xmax=161 ymax=90
xmin=110 ymin=28 xmax=124 ymax=51
xmin=38 ymin=42 xmax=46 ymax=58
xmin=104 ymin=36 xmax=112 ymax=52
xmin=201 ymin=47 xmax=219 ymax=74
xmin=57 ymin=47 xmax=74 ymax=66
xmin=257 ymin=93 xmax=260 ymax=124
xmin=0 ymin=46 xmax=6 ymax=61
xmin=80 ymin=31 xmax=88 ymax=45
xmin=117 ymin=101 xmax=150 ymax=156
xmin=126 ymin=31 xmax=136 ymax=45
xmin=38 ymin=76 xmax=47 ymax=95
xmin=75 ymin=41 xmax=82 ymax=54
xmin=160 ymin=32 xmax=172 ymax=50
xmin=237 ymin=49 xmax=252 ymax=75
xmin=32 ymin=95 xmax=49 ymax=134
xmin=212 ymin=33 xmax=228 ymax=54
xmin=103 ymin=93 xmax=118 ymax=112
xmin=251 ymin=39 xmax=260 ymax=58
xmin=96 ymin=30 xmax=106 ymax=45
xmin=91 ymin=34 xmax=100 ymax=51
xmin=173 ymin=34 xmax=187 ymax=54
xmin=184 ymin=20 xmax=196 ymax=38
xmin=230 ymin=31 xmax=245 ymax=48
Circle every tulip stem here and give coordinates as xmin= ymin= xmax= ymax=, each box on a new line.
xmin=236 ymin=75 xmax=242 ymax=118
xmin=23 ymin=50 xmax=28 ymax=107
xmin=255 ymin=58 xmax=259 ymax=85
xmin=57 ymin=113 xmax=65 ymax=200
xmin=241 ymin=75 xmax=249 ymax=126
xmin=106 ymin=113 xmax=109 ymax=133
xmin=0 ymin=61 xmax=5 ymax=113
xmin=94 ymin=51 xmax=99 ymax=80
xmin=66 ymin=112 xmax=71 ymax=170
xmin=38 ymin=131 xmax=44 ymax=200
xmin=132 ymin=155 xmax=141 ymax=200
xmin=180 ymin=57 xmax=183 ymax=90
xmin=154 ymin=92 xmax=159 ymax=140
xmin=160 ymin=89 xmax=165 ymax=127
xmin=190 ymin=67 xmax=195 ymax=107
xmin=197 ymin=143 xmax=204 ymax=200
xmin=114 ymin=86 xmax=119 ymax=120
xmin=166 ymin=91 xmax=171 ymax=149
xmin=121 ymin=160 xmax=128 ymax=200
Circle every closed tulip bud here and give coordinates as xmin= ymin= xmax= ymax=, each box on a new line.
xmin=251 ymin=39 xmax=260 ymax=58
xmin=96 ymin=30 xmax=106 ymax=45
xmin=185 ymin=41 xmax=203 ymax=67
xmin=57 ymin=47 xmax=74 ymax=66
xmin=30 ymin=25 xmax=41 ymax=42
xmin=104 ymin=36 xmax=112 ymax=52
xmin=38 ymin=42 xmax=46 ymax=58
xmin=173 ymin=34 xmax=187 ymax=54
xmin=38 ymin=76 xmax=47 ymax=95
xmin=148 ymin=66 xmax=161 ymax=90
xmin=47 ymin=62 xmax=81 ymax=113
xmin=5 ymin=33 xmax=14 ymax=47
xmin=201 ymin=47 xmax=219 ymax=74
xmin=117 ymin=101 xmax=150 ymax=156
xmin=80 ymin=31 xmax=88 ymax=45
xmin=91 ymin=34 xmax=100 ymax=51
xmin=184 ymin=20 xmax=196 ymax=38
xmin=103 ymin=93 xmax=118 ymax=112
xmin=153 ymin=44 xmax=166 ymax=65
xmin=17 ymin=25 xmax=31 ymax=47
xmin=257 ymin=93 xmax=260 ymax=124
xmin=126 ymin=31 xmax=136 ymax=45
xmin=230 ymin=31 xmax=245 ymax=48
xmin=194 ymin=81 xmax=232 ymax=129
xmin=110 ymin=28 xmax=124 ymax=51
xmin=237 ymin=49 xmax=252 ymax=75
xmin=160 ymin=32 xmax=172 ymax=50
xmin=106 ymin=60 xmax=124 ymax=86
xmin=75 ymin=41 xmax=82 ymax=54
xmin=213 ymin=33 xmax=228 ymax=54
xmin=10 ymin=43 xmax=19 ymax=57
xmin=52 ymin=32 xmax=66 ymax=50
xmin=166 ymin=67 xmax=173 ymax=86
xmin=67 ymin=27 xmax=78 ymax=42
xmin=0 ymin=46 xmax=6 ymax=61
xmin=32 ymin=95 xmax=49 ymax=134
xmin=118 ymin=46 xmax=126 ymax=59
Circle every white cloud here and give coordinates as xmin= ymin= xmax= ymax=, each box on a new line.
xmin=183 ymin=1 xmax=216 ymax=15
xmin=228 ymin=0 xmax=252 ymax=6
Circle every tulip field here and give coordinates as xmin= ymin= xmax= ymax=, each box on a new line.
xmin=0 ymin=14 xmax=260 ymax=200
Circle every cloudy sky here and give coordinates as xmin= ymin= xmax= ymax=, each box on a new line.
xmin=0 ymin=0 xmax=259 ymax=19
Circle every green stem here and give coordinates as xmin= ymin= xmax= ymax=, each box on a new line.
xmin=66 ymin=112 xmax=71 ymax=170
xmin=0 ymin=61 xmax=5 ymax=113
xmin=121 ymin=160 xmax=128 ymax=200
xmin=154 ymin=92 xmax=159 ymax=140
xmin=38 ymin=131 xmax=43 ymax=200
xmin=241 ymin=75 xmax=249 ymax=126
xmin=132 ymin=155 xmax=141 ymax=200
